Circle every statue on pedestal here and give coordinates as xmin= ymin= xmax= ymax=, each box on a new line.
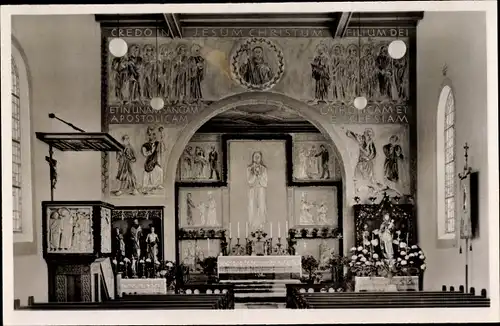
xmin=146 ymin=226 xmax=160 ymax=264
xmin=130 ymin=219 xmax=142 ymax=259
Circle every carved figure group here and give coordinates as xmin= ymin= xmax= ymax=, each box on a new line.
xmin=184 ymin=191 xmax=219 ymax=227
xmin=48 ymin=207 xmax=92 ymax=252
xmin=113 ymin=219 xmax=160 ymax=264
xmin=180 ymin=144 xmax=220 ymax=181
xmin=298 ymin=193 xmax=332 ymax=225
xmin=110 ymin=43 xmax=206 ymax=104
xmin=114 ymin=125 xmax=165 ymax=196
xmin=310 ymin=42 xmax=409 ymax=103
xmin=296 ymin=144 xmax=331 ymax=180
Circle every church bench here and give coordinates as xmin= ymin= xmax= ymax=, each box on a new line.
xmin=18 ymin=301 xmax=220 ymax=310
xmin=180 ymin=284 xmax=235 ymax=308
xmin=290 ymin=292 xmax=491 ymax=309
xmin=119 ymin=293 xmax=232 ymax=309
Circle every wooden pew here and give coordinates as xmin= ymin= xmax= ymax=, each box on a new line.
xmin=120 ymin=293 xmax=231 ymax=309
xmin=289 ymin=291 xmax=491 ymax=309
xmin=16 ymin=294 xmax=230 ymax=310
xmin=180 ymin=283 xmax=235 ymax=309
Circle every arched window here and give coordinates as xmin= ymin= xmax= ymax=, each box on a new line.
xmin=12 ymin=57 xmax=22 ymax=232
xmin=436 ymin=84 xmax=456 ymax=241
xmin=11 ymin=39 xmax=35 ymax=249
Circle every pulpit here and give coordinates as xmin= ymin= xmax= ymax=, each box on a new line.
xmin=43 ymin=201 xmax=116 ymax=302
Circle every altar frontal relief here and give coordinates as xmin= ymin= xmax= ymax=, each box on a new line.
xmin=228 ymin=140 xmax=288 ymax=234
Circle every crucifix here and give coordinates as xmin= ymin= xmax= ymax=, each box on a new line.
xmin=458 ymin=142 xmax=473 ymax=293
xmin=45 ymin=145 xmax=58 ymax=201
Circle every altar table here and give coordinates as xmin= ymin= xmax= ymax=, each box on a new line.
xmin=217 ymin=255 xmax=302 ymax=277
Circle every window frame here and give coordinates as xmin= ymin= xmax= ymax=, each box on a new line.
xmin=436 ymin=82 xmax=458 ymax=246
xmin=12 ymin=37 xmax=37 ymax=255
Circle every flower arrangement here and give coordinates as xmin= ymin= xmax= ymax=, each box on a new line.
xmin=345 ymin=226 xmax=426 ymax=279
xmin=178 ymin=228 xmax=226 ymax=239
xmin=157 ymin=260 xmax=177 ymax=290
xmin=301 ymin=255 xmax=322 ymax=284
xmin=289 ymin=227 xmax=341 ymax=239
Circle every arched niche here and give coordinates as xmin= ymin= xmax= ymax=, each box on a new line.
xmin=162 ymin=92 xmax=356 ymax=260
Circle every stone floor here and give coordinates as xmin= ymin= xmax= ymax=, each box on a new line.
xmin=235 ymin=302 xmax=287 ymax=309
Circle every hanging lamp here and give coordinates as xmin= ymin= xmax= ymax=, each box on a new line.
xmin=150 ymin=20 xmax=165 ymax=111
xmin=354 ymin=12 xmax=367 ymax=110
xmin=388 ymin=14 xmax=407 ymax=59
xmin=108 ymin=14 xmax=128 ymax=58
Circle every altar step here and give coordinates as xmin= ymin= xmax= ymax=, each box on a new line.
xmin=221 ymin=279 xmax=300 ymax=303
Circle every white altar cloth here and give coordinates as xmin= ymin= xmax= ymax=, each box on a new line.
xmin=217 ymin=255 xmax=302 ymax=277
xmin=117 ymin=277 xmax=167 ymax=296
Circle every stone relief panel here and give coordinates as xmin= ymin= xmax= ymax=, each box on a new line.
xmin=47 ymin=206 xmax=93 ymax=254
xmin=178 ymin=188 xmax=223 ymax=228
xmin=293 ymin=187 xmax=338 ymax=227
xmin=292 ymin=133 xmax=343 ymax=182
xmin=176 ymin=134 xmax=222 ymax=182
xmin=107 ymin=124 xmax=173 ymax=197
xmin=338 ymin=124 xmax=411 ymax=202
xmin=230 ymin=37 xmax=285 ymax=91
xmin=100 ymin=207 xmax=112 ymax=253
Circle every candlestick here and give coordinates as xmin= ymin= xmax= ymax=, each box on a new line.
xmin=208 ymin=238 xmax=211 ymax=256
xmin=278 ymin=222 xmax=281 ymax=239
xmin=270 ymin=222 xmax=273 ymax=238
xmin=286 ymin=221 xmax=288 ymax=234
xmin=237 ymin=222 xmax=240 ymax=238
xmin=229 ymin=222 xmax=232 ymax=238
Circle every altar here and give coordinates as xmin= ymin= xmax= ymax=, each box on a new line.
xmin=217 ymin=255 xmax=302 ymax=277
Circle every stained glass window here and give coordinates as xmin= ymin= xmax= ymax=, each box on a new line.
xmin=444 ymin=91 xmax=456 ymax=234
xmin=12 ymin=57 xmax=22 ymax=232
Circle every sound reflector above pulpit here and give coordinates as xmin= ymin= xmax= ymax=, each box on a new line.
xmin=35 ymin=132 xmax=124 ymax=152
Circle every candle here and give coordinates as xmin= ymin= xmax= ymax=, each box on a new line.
xmin=246 ymin=222 xmax=248 ymax=237
xmin=229 ymin=223 xmax=232 ymax=238
xmin=270 ymin=222 xmax=273 ymax=238
xmin=237 ymin=222 xmax=240 ymax=238
xmin=286 ymin=221 xmax=288 ymax=235
xmin=208 ymin=239 xmax=211 ymax=256
xmin=278 ymin=222 xmax=281 ymax=238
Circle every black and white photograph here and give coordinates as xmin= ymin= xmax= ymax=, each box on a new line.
xmin=1 ymin=1 xmax=499 ymax=325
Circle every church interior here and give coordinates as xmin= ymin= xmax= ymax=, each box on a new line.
xmin=6 ymin=7 xmax=498 ymax=316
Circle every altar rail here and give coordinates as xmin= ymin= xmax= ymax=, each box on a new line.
xmin=15 ymin=293 xmax=233 ymax=310
xmin=180 ymin=283 xmax=235 ymax=309
xmin=287 ymin=290 xmax=491 ymax=309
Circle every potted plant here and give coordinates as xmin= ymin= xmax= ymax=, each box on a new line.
xmin=300 ymin=228 xmax=309 ymax=238
xmin=301 ymin=255 xmax=320 ymax=284
xmin=320 ymin=227 xmax=330 ymax=238
xmin=287 ymin=229 xmax=297 ymax=255
xmin=199 ymin=256 xmax=218 ymax=283
xmin=311 ymin=228 xmax=319 ymax=238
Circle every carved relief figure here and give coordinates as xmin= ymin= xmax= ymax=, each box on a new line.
xmin=360 ymin=44 xmax=376 ymax=98
xmin=183 ymin=241 xmax=197 ymax=271
xmin=204 ymin=191 xmax=218 ymax=226
xmin=141 ymin=126 xmax=164 ymax=194
xmin=173 ymin=44 xmax=189 ymax=103
xmin=188 ymin=44 xmax=205 ymax=103
xmin=383 ymin=135 xmax=404 ymax=183
xmin=331 ymin=44 xmax=346 ymax=102
xmin=159 ymin=45 xmax=174 ymax=100
xmin=49 ymin=210 xmax=63 ymax=250
xmin=344 ymin=127 xmax=377 ymax=184
xmin=208 ymin=146 xmax=220 ymax=180
xmin=126 ymin=44 xmax=143 ymax=102
xmin=130 ymin=219 xmax=142 ymax=259
xmin=314 ymin=145 xmax=331 ymax=179
xmin=101 ymin=208 xmax=112 ymax=253
xmin=345 ymin=44 xmax=359 ymax=100
xmin=247 ymin=151 xmax=268 ymax=230
xmin=316 ymin=202 xmax=330 ymax=225
xmin=115 ymin=134 xmax=138 ymax=196
xmin=297 ymin=148 xmax=309 ymax=179
xmin=239 ymin=45 xmax=273 ymax=85
xmin=193 ymin=146 xmax=207 ymax=178
xmin=181 ymin=146 xmax=194 ymax=179
xmin=311 ymin=43 xmax=331 ymax=103
xmin=375 ymin=45 xmax=393 ymax=100
xmin=319 ymin=240 xmax=333 ymax=269
xmin=299 ymin=193 xmax=315 ymax=225
xmin=146 ymin=226 xmax=160 ymax=264
xmin=114 ymin=227 xmax=126 ymax=259
xmin=307 ymin=145 xmax=320 ymax=176
xmin=380 ymin=214 xmax=395 ymax=259
xmin=186 ymin=192 xmax=196 ymax=226
xmin=157 ymin=126 xmax=167 ymax=169
xmin=141 ymin=44 xmax=157 ymax=100
xmin=59 ymin=207 xmax=74 ymax=250
xmin=362 ymin=224 xmax=370 ymax=248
